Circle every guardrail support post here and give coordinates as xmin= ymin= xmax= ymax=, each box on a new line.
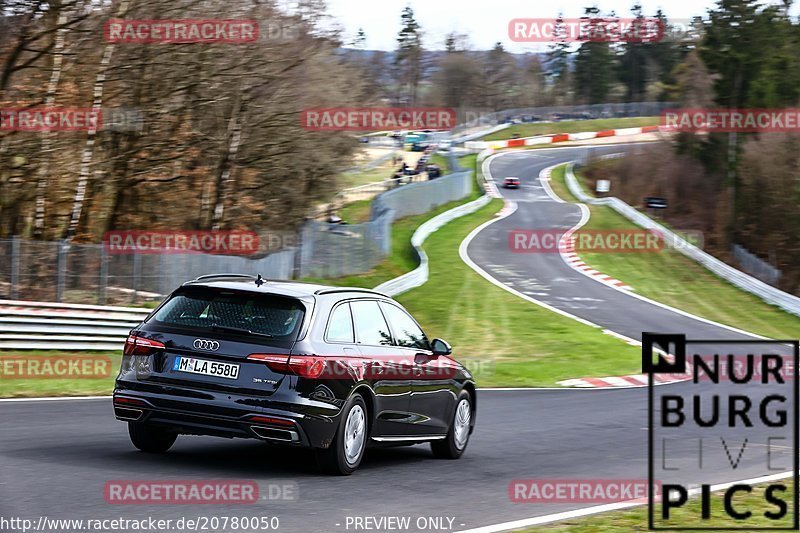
xmin=99 ymin=245 xmax=108 ymax=305
xmin=292 ymin=227 xmax=303 ymax=280
xmin=131 ymin=253 xmax=141 ymax=304
xmin=56 ymin=240 xmax=67 ymax=302
xmin=10 ymin=236 xmax=20 ymax=300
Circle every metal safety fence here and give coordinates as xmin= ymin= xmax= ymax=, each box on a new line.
xmin=564 ymin=163 xmax=800 ymax=318
xmin=0 ymin=155 xmax=474 ymax=304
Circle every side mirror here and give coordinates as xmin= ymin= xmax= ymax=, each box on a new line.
xmin=431 ymin=338 xmax=452 ymax=356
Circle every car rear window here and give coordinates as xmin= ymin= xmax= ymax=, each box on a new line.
xmin=149 ymin=288 xmax=305 ymax=339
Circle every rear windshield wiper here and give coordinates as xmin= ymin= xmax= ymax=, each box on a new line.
xmin=210 ymin=324 xmax=273 ymax=338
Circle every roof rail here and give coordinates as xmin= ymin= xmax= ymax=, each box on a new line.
xmin=314 ymin=287 xmax=387 ymax=297
xmin=190 ymin=273 xmax=258 ymax=282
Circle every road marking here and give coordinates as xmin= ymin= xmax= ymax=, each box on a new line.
xmin=461 ymin=153 xmax=638 ymax=332
xmin=555 ymin=161 xmax=769 ymax=341
xmin=459 ymin=154 xmax=600 ymax=329
xmin=456 ymin=470 xmax=794 ymax=533
xmin=489 ymin=149 xmax=769 ymax=342
xmin=0 ymin=389 xmax=651 ymax=402
xmin=539 ymin=164 xmax=634 ymax=292
xmin=0 ymin=395 xmax=112 ymax=402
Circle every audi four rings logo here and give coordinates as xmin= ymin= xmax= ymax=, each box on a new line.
xmin=193 ymin=339 xmax=220 ymax=351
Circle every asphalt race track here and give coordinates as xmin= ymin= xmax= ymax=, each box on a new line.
xmin=0 ymin=144 xmax=795 ymax=533
xmin=468 ymin=146 xmax=762 ymax=343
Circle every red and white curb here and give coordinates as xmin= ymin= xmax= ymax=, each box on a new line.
xmin=557 ymin=334 xmax=691 ymax=388
xmin=465 ymin=125 xmax=666 ymax=151
xmin=539 ymin=166 xmax=634 ymax=292
xmin=496 ymin=200 xmax=516 ymax=217
xmin=557 ymin=372 xmax=689 ymax=388
xmin=561 ymin=251 xmax=633 ymax=291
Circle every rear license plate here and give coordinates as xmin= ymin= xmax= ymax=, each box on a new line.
xmin=173 ymin=357 xmax=239 ymax=380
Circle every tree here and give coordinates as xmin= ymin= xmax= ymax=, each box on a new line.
xmin=395 ymin=6 xmax=423 ymax=105
xmin=546 ymin=13 xmax=572 ymax=104
xmin=481 ymin=42 xmax=517 ymax=110
xmin=616 ymin=4 xmax=651 ymax=101
xmin=572 ymin=7 xmax=616 ymax=104
xmin=352 ymin=28 xmax=366 ymax=49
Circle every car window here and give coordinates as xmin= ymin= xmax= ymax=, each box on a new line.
xmin=380 ymin=303 xmax=429 ymax=350
xmin=350 ymin=300 xmax=392 ymax=346
xmin=326 ymin=303 xmax=354 ymax=343
xmin=150 ymin=288 xmax=305 ymax=339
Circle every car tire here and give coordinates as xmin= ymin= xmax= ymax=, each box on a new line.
xmin=128 ymin=422 xmax=178 ymax=453
xmin=317 ymin=394 xmax=368 ymax=475
xmin=431 ymin=391 xmax=472 ymax=459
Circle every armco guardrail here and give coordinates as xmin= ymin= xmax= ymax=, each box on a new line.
xmin=375 ymin=195 xmax=491 ymax=297
xmin=0 ymin=299 xmax=149 ymax=351
xmin=376 ymin=148 xmax=496 ymax=296
xmin=564 ymin=164 xmax=800 ymax=318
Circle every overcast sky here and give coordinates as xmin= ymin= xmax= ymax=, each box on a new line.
xmin=320 ymin=0 xmax=796 ymax=52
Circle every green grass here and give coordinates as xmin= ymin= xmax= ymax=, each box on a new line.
xmin=482 ymin=117 xmax=659 ymax=141
xmin=308 ymin=154 xmax=645 ymax=386
xmin=303 ymin=196 xmax=479 ymax=290
xmin=0 ymin=350 xmax=120 ymax=398
xmin=306 ymin=155 xmax=482 ymax=290
xmin=536 ymin=479 xmax=795 ymax=531
xmin=428 ymin=153 xmax=450 ymax=173
xmin=338 ymin=163 xmax=398 ymax=190
xmin=339 ymin=199 xmax=372 ymax=224
xmin=389 ymin=198 xmax=644 ymax=387
xmin=549 ymin=165 xmax=800 ymax=340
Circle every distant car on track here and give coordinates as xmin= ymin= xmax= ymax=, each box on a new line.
xmin=502 ymin=177 xmax=521 ymax=189
xmin=114 ymin=275 xmax=476 ymax=475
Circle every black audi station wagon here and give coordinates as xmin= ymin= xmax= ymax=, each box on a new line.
xmin=113 ymin=274 xmax=476 ymax=474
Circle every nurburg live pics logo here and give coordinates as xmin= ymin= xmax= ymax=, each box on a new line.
xmin=644 ymin=333 xmax=800 ymax=530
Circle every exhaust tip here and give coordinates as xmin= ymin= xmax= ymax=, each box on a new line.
xmin=115 ymin=407 xmax=144 ymax=421
xmin=250 ymin=426 xmax=299 ymax=442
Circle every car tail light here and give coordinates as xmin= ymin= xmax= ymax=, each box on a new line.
xmin=248 ymin=415 xmax=295 ymax=427
xmin=124 ymin=335 xmax=165 ymax=356
xmin=113 ymin=396 xmax=147 ymax=407
xmin=247 ymin=353 xmax=291 ymax=372
xmin=247 ymin=354 xmax=327 ymax=379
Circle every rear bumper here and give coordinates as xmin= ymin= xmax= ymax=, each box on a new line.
xmin=113 ymin=381 xmax=344 ymax=449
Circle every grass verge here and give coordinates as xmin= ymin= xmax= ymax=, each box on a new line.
xmin=390 ymin=198 xmax=643 ymax=387
xmin=306 ymin=155 xmax=481 ymax=289
xmin=482 ymin=117 xmax=659 ymax=141
xmin=535 ymin=479 xmax=794 ymax=531
xmin=339 ymin=199 xmax=372 ymax=224
xmin=311 ymin=154 xmax=644 ymax=386
xmin=0 ymin=350 xmax=120 ymax=398
xmin=548 ymin=164 xmax=800 ymax=339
